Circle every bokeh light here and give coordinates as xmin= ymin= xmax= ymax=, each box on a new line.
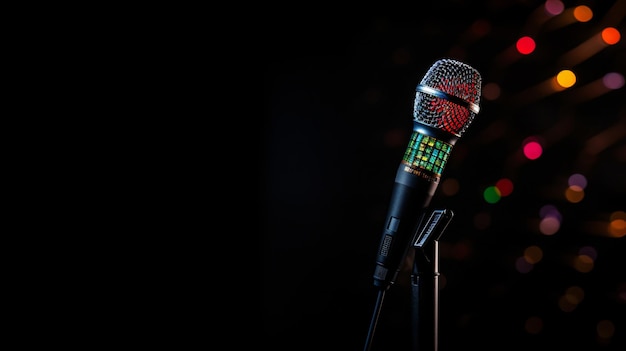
xmin=495 ymin=178 xmax=514 ymax=196
xmin=539 ymin=216 xmax=560 ymax=235
xmin=565 ymin=286 xmax=585 ymax=304
xmin=601 ymin=27 xmax=620 ymax=45
xmin=573 ymin=5 xmax=593 ymax=22
xmin=523 ymin=137 xmax=543 ymax=160
xmin=609 ymin=216 xmax=626 ymax=238
xmin=597 ymin=320 xmax=615 ymax=340
xmin=524 ymin=245 xmax=543 ymax=264
xmin=515 ymin=256 xmax=534 ymax=273
xmin=540 ymin=204 xmax=562 ymax=221
xmin=558 ymin=286 xmax=585 ymax=312
xmin=482 ymin=82 xmax=501 ymax=100
xmin=579 ymin=246 xmax=597 ymax=260
xmin=441 ymin=177 xmax=460 ymax=196
xmin=565 ymin=186 xmax=584 ymax=203
xmin=573 ymin=254 xmax=594 ymax=272
xmin=483 ymin=185 xmax=501 ymax=203
xmin=544 ymin=0 xmax=564 ymax=16
xmin=516 ymin=36 xmax=536 ymax=55
xmin=556 ymin=69 xmax=576 ymax=88
xmin=603 ymin=72 xmax=625 ymax=89
xmin=568 ymin=173 xmax=587 ymax=189
xmin=539 ymin=204 xmax=562 ymax=235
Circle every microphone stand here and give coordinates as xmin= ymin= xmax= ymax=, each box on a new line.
xmin=411 ymin=208 xmax=452 ymax=351
xmin=364 ymin=209 xmax=453 ymax=351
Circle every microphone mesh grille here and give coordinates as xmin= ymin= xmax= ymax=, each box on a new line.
xmin=413 ymin=59 xmax=482 ymax=137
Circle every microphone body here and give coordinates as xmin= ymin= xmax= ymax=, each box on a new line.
xmin=372 ymin=59 xmax=481 ymax=290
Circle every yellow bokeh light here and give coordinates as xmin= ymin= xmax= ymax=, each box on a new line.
xmin=556 ymin=70 xmax=576 ymax=88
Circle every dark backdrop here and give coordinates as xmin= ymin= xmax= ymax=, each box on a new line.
xmin=264 ymin=1 xmax=626 ymax=350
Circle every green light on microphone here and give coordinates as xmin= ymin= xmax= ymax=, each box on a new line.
xmin=402 ymin=131 xmax=452 ymax=178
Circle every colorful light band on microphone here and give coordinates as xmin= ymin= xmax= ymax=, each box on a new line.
xmin=401 ymin=131 xmax=452 ymax=182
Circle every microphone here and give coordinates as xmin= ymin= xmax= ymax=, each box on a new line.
xmin=372 ymin=58 xmax=482 ymax=290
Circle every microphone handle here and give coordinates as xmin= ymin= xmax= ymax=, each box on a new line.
xmin=373 ymin=164 xmax=438 ymax=289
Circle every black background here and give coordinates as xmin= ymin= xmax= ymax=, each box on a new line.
xmin=264 ymin=1 xmax=626 ymax=350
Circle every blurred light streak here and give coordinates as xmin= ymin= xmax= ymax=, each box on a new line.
xmin=511 ymin=74 xmax=569 ymax=106
xmin=446 ymin=19 xmax=492 ymax=60
xmin=583 ymin=219 xmax=625 ymax=237
xmin=520 ymin=0 xmax=563 ymax=36
xmin=490 ymin=0 xmax=561 ymax=71
xmin=456 ymin=19 xmax=492 ymax=45
xmin=566 ymin=74 xmax=623 ymax=104
xmin=609 ymin=218 xmax=626 ymax=238
xmin=576 ymin=116 xmax=626 ymax=171
xmin=585 ymin=118 xmax=626 ymax=155
xmin=584 ymin=211 xmax=626 ymax=239
xmin=558 ymin=27 xmax=620 ymax=67
xmin=542 ymin=5 xmax=592 ymax=32
xmin=597 ymin=0 xmax=626 ymax=28
xmin=556 ymin=69 xmax=576 ymax=87
xmin=603 ymin=72 xmax=625 ymax=89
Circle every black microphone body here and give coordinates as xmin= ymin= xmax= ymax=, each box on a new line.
xmin=372 ymin=59 xmax=481 ymax=290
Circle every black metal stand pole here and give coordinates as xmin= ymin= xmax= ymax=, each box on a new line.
xmin=411 ymin=247 xmax=435 ymax=351
xmin=410 ymin=209 xmax=453 ymax=351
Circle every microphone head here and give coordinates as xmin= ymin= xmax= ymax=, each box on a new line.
xmin=414 ymin=58 xmax=482 ymax=137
